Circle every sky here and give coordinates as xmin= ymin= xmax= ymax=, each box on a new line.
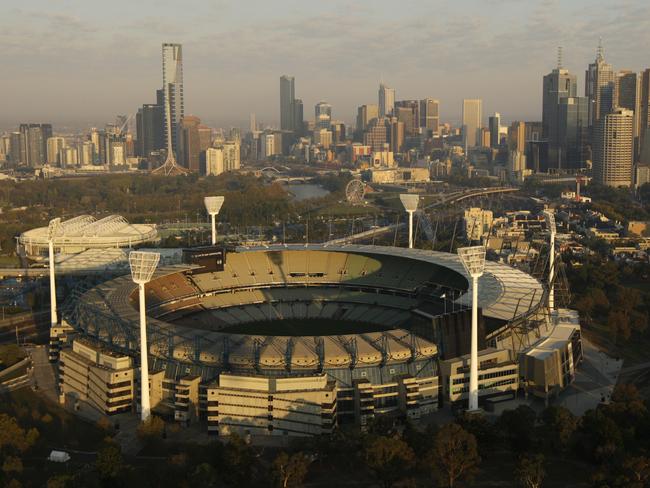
xmin=2 ymin=0 xmax=650 ymax=131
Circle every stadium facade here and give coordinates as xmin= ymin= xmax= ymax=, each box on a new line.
xmin=58 ymin=245 xmax=582 ymax=437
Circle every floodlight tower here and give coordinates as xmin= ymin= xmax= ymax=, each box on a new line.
xmin=204 ymin=196 xmax=225 ymax=246
xmin=544 ymin=210 xmax=557 ymax=313
xmin=399 ymin=194 xmax=419 ymax=249
xmin=47 ymin=218 xmax=62 ymax=328
xmin=457 ymin=245 xmax=486 ymax=412
xmin=129 ymin=251 xmax=160 ymax=421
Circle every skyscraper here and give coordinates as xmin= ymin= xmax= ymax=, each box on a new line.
xmin=356 ymin=105 xmax=378 ymax=134
xmin=249 ymin=113 xmax=257 ymax=133
xmin=593 ymin=107 xmax=634 ymax=187
xmin=162 ymin=43 xmax=184 ymax=157
xmin=180 ymin=115 xmax=201 ymax=172
xmin=46 ymin=136 xmax=65 ymax=165
xmin=639 ymin=69 xmax=650 ymax=163
xmin=280 ymin=75 xmax=295 ymax=131
xmin=136 ymin=89 xmax=164 ymax=158
xmin=18 ymin=123 xmax=52 ymax=166
xmin=488 ymin=113 xmax=501 ymax=148
xmin=315 ymin=102 xmax=332 ymax=129
xmin=462 ymin=99 xmax=482 ymax=150
xmin=557 ymin=97 xmax=589 ymax=168
xmin=586 ymin=42 xmax=615 ymax=128
xmin=293 ymin=99 xmax=304 ymax=135
xmin=419 ymin=99 xmax=440 ymax=135
xmin=379 ymin=83 xmax=395 ymax=117
xmin=395 ymin=100 xmax=420 ymax=137
xmin=615 ymin=70 xmax=641 ymax=158
xmin=543 ymin=62 xmax=577 ymax=168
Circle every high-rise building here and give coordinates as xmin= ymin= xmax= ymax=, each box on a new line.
xmin=9 ymin=132 xmax=21 ymax=165
xmin=586 ymin=42 xmax=615 ymax=128
xmin=280 ymin=75 xmax=296 ymax=132
xmin=363 ymin=117 xmax=390 ymax=152
xmin=223 ymin=140 xmax=241 ymax=171
xmin=162 ymin=43 xmax=184 ymax=158
xmin=315 ymin=102 xmax=332 ymax=129
xmin=615 ymin=70 xmax=641 ymax=158
xmin=419 ymin=99 xmax=440 ymax=135
xmin=462 ymin=99 xmax=482 ymax=150
xmin=180 ymin=115 xmax=201 ymax=172
xmin=543 ymin=62 xmax=578 ymax=168
xmin=293 ymin=99 xmax=304 ymax=135
xmin=46 ymin=137 xmax=65 ymax=165
xmin=18 ymin=123 xmax=52 ymax=166
xmin=593 ymin=108 xmax=634 ymax=187
xmin=488 ymin=113 xmax=501 ymax=148
xmin=395 ymin=100 xmax=420 ymax=137
xmin=356 ymin=105 xmax=378 ymax=134
xmin=136 ymin=89 xmax=165 ymax=159
xmin=379 ymin=83 xmax=395 ymax=117
xmin=507 ymin=121 xmax=526 ymax=153
xmin=639 ymin=69 xmax=650 ymax=163
xmin=205 ymin=147 xmax=224 ymax=176
xmin=249 ymin=113 xmax=257 ymax=133
xmin=557 ymin=97 xmax=589 ymax=169
xmin=389 ymin=118 xmax=405 ymax=153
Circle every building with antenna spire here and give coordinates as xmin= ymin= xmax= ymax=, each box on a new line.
xmin=586 ymin=39 xmax=615 ymax=129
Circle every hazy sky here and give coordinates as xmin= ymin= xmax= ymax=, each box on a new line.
xmin=2 ymin=0 xmax=650 ymax=130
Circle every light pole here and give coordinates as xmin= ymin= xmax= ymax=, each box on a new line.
xmin=129 ymin=251 xmax=160 ymax=421
xmin=204 ymin=196 xmax=225 ymax=246
xmin=544 ymin=210 xmax=556 ymax=313
xmin=47 ymin=218 xmax=62 ymax=328
xmin=457 ymin=245 xmax=486 ymax=412
xmin=399 ymin=194 xmax=419 ymax=249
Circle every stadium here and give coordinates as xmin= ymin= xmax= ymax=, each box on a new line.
xmin=58 ymin=244 xmax=582 ymax=437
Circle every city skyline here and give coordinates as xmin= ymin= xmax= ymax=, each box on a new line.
xmin=2 ymin=0 xmax=650 ymax=129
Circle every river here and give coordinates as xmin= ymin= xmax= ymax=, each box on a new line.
xmin=284 ymin=184 xmax=330 ymax=201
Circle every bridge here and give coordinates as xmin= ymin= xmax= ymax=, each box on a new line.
xmin=325 ymin=187 xmax=519 ymax=245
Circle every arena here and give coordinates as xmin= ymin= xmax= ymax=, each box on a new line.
xmin=58 ymin=244 xmax=582 ymax=437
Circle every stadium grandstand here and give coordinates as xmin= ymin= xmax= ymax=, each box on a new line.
xmin=58 ymin=245 xmax=582 ymax=437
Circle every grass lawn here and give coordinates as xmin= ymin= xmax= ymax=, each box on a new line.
xmin=0 ymin=343 xmax=26 ymax=369
xmin=0 ymin=254 xmax=21 ymax=268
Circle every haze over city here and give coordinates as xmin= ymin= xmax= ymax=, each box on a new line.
xmin=3 ymin=0 xmax=650 ymax=128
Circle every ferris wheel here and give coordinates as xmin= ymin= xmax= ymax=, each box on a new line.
xmin=345 ymin=179 xmax=366 ymax=205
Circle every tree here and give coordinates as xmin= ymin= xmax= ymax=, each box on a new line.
xmin=363 ymin=436 xmax=415 ymax=488
xmin=515 ymin=454 xmax=545 ymax=488
xmin=272 ymin=452 xmax=310 ymax=488
xmin=577 ymin=409 xmax=623 ymax=463
xmin=136 ymin=415 xmax=165 ymax=443
xmin=2 ymin=456 xmax=23 ymax=476
xmin=427 ymin=423 xmax=481 ymax=488
xmin=497 ymin=406 xmax=537 ymax=451
xmin=622 ymin=456 xmax=650 ymax=488
xmin=95 ymin=444 xmax=123 ymax=480
xmin=0 ymin=414 xmax=39 ymax=453
xmin=540 ymin=406 xmax=577 ymax=451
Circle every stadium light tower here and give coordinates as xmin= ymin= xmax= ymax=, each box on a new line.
xmin=204 ymin=196 xmax=225 ymax=246
xmin=129 ymin=251 xmax=160 ymax=421
xmin=47 ymin=218 xmax=62 ymax=328
xmin=544 ymin=210 xmax=557 ymax=313
xmin=457 ymin=245 xmax=486 ymax=412
xmin=399 ymin=194 xmax=419 ymax=249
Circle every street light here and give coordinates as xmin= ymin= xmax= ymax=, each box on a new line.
xmin=399 ymin=194 xmax=419 ymax=249
xmin=457 ymin=245 xmax=486 ymax=412
xmin=544 ymin=210 xmax=556 ymax=313
xmin=204 ymin=196 xmax=225 ymax=246
xmin=47 ymin=218 xmax=62 ymax=328
xmin=129 ymin=251 xmax=160 ymax=421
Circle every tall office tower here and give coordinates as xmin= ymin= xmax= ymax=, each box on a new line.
xmin=223 ymin=140 xmax=241 ymax=171
xmin=205 ymin=147 xmax=224 ymax=176
xmin=9 ymin=132 xmax=21 ymax=165
xmin=280 ymin=75 xmax=296 ymax=131
xmin=395 ymin=100 xmax=420 ymax=137
xmin=46 ymin=137 xmax=65 ymax=165
xmin=18 ymin=123 xmax=52 ymax=166
xmin=462 ymin=99 xmax=482 ymax=150
xmin=586 ymin=42 xmax=615 ymax=128
xmin=639 ymin=69 xmax=650 ymax=162
xmin=593 ymin=108 xmax=634 ymax=187
xmin=419 ymin=99 xmax=440 ymax=135
xmin=249 ymin=114 xmax=257 ymax=133
xmin=389 ymin=118 xmax=405 ymax=153
xmin=294 ymin=99 xmax=304 ymax=135
xmin=557 ymin=97 xmax=589 ymax=168
xmin=356 ymin=104 xmax=379 ymax=134
xmin=488 ymin=113 xmax=501 ymax=148
xmin=79 ymin=141 xmax=94 ymax=165
xmin=508 ymin=121 xmax=526 ymax=152
xmin=180 ymin=115 xmax=201 ymax=172
xmin=543 ymin=60 xmax=578 ymax=168
xmin=363 ymin=117 xmax=390 ymax=152
xmin=162 ymin=43 xmax=184 ymax=156
xmin=136 ymin=89 xmax=165 ymax=158
xmin=379 ymin=83 xmax=395 ymax=117
xmin=0 ymin=135 xmax=10 ymax=163
xmin=198 ymin=125 xmax=212 ymax=151
xmin=615 ymin=71 xmax=641 ymax=158
xmin=315 ymin=102 xmax=332 ymax=129
xmin=330 ymin=122 xmax=346 ymax=145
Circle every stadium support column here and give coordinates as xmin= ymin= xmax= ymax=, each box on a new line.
xmin=129 ymin=251 xmax=160 ymax=421
xmin=47 ymin=218 xmax=62 ymax=328
xmin=204 ymin=196 xmax=225 ymax=246
xmin=457 ymin=246 xmax=486 ymax=412
xmin=544 ymin=210 xmax=556 ymax=313
xmin=399 ymin=194 xmax=419 ymax=249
